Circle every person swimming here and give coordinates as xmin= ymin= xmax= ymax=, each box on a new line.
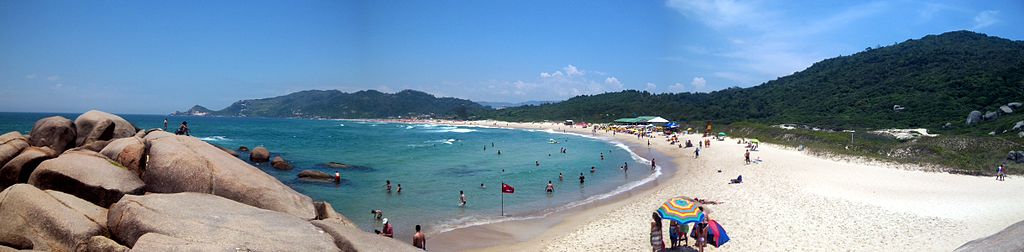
xmin=546 ymin=181 xmax=554 ymax=193
xmin=397 ymin=184 xmax=402 ymax=193
xmin=591 ymin=166 xmax=596 ymax=173
xmin=600 ymin=152 xmax=604 ymax=160
xmin=386 ymin=180 xmax=392 ymax=193
xmin=480 ymin=183 xmax=486 ymax=189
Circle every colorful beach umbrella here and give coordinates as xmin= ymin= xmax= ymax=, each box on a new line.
xmin=656 ymin=196 xmax=705 ymax=225
xmin=707 ymin=219 xmax=731 ymax=247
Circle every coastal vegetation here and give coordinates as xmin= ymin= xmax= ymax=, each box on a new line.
xmin=183 ymin=89 xmax=487 ymax=119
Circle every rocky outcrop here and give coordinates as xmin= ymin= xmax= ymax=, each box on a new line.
xmin=323 ymin=162 xmax=352 ymax=169
xmin=250 ymin=146 xmax=270 ymax=162
xmin=1009 ymin=102 xmax=1023 ymax=109
xmin=1000 ymin=105 xmax=1013 ymax=114
xmin=1008 ymin=151 xmax=1024 ymax=164
xmin=0 ymin=132 xmax=29 ymax=168
xmin=298 ymin=170 xmax=333 ymax=180
xmin=27 ymin=116 xmax=76 ymax=154
xmin=212 ymin=144 xmax=239 ymax=157
xmin=143 ymin=131 xmax=315 ymax=219
xmin=315 ymin=201 xmax=356 ymax=227
xmin=237 ymin=145 xmax=249 ymax=152
xmin=272 ymin=156 xmax=293 ymax=170
xmin=68 ymin=139 xmax=111 ymax=153
xmin=955 ymin=220 xmax=1024 ymax=252
xmin=129 ymin=233 xmax=233 ymax=251
xmin=966 ymin=110 xmax=982 ymax=125
xmin=29 ymin=150 xmax=145 ymax=207
xmin=74 ymin=236 xmax=128 ymax=252
xmin=983 ymin=111 xmax=998 ymax=121
xmin=1014 ymin=121 xmax=1024 ymax=131
xmin=74 ymin=110 xmax=136 ymax=147
xmin=0 ymin=147 xmax=56 ymax=189
xmin=312 ymin=219 xmax=420 ymax=252
xmin=107 ymin=193 xmax=339 ymax=251
xmin=99 ymin=137 xmax=146 ymax=176
xmin=44 ymin=189 xmax=108 ymax=230
xmin=0 ymin=184 xmax=107 ymax=251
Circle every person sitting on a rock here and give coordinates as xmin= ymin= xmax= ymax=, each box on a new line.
xmin=175 ymin=121 xmax=191 ymax=136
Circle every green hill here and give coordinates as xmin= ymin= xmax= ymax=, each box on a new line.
xmin=187 ymin=89 xmax=488 ymax=119
xmin=485 ymin=31 xmax=1024 ymax=130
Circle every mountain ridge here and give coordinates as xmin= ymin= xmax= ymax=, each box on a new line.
xmin=175 ymin=89 xmax=487 ymax=119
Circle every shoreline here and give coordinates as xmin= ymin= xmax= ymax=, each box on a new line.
xmin=372 ymin=119 xmax=1024 ymax=251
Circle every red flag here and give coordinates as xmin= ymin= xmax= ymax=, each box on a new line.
xmin=502 ymin=183 xmax=515 ymax=194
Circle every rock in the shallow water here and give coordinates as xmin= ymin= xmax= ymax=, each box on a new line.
xmin=0 ymin=146 xmax=56 ymax=189
xmin=74 ymin=110 xmax=137 ymax=147
xmin=29 ymin=150 xmax=145 ymax=207
xmin=107 ymin=193 xmax=340 ymax=251
xmin=1009 ymin=102 xmax=1023 ymax=109
xmin=237 ymin=145 xmax=249 ymax=152
xmin=100 ymin=137 xmax=146 ymax=176
xmin=1000 ymin=105 xmax=1014 ymax=114
xmin=0 ymin=133 xmax=29 ymax=169
xmin=250 ymin=146 xmax=270 ymax=162
xmin=272 ymin=156 xmax=293 ymax=170
xmin=27 ymin=116 xmax=77 ymax=154
xmin=74 ymin=236 xmax=128 ymax=252
xmin=955 ymin=220 xmax=1024 ymax=252
xmin=983 ymin=111 xmax=999 ymax=121
xmin=143 ymin=131 xmax=315 ymax=219
xmin=311 ymin=219 xmax=421 ymax=252
xmin=298 ymin=170 xmax=333 ymax=180
xmin=0 ymin=184 xmax=106 ymax=251
xmin=323 ymin=162 xmax=352 ymax=169
xmin=966 ymin=110 xmax=982 ymax=125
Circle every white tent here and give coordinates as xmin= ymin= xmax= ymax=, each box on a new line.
xmin=645 ymin=117 xmax=669 ymax=123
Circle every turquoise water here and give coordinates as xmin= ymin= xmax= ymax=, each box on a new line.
xmin=0 ymin=112 xmax=657 ymax=239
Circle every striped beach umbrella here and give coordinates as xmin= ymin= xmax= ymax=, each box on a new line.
xmin=656 ymin=196 xmax=705 ymax=225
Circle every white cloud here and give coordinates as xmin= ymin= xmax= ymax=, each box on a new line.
xmin=564 ymin=65 xmax=584 ymax=77
xmin=691 ymin=77 xmax=707 ymax=90
xmin=25 ymin=74 xmax=36 ymax=79
xmin=604 ymin=77 xmax=622 ymax=89
xmin=645 ymin=82 xmax=658 ymax=92
xmin=972 ymin=10 xmax=998 ymax=30
xmin=46 ymin=75 xmax=60 ymax=81
xmin=668 ymin=83 xmax=687 ymax=93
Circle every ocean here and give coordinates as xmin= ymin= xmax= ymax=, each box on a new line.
xmin=0 ymin=112 xmax=658 ymax=239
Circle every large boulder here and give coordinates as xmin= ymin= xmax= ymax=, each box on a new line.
xmin=0 ymin=147 xmax=56 ymax=189
xmin=74 ymin=236 xmax=128 ymax=252
xmin=28 ymin=150 xmax=145 ymax=207
xmin=0 ymin=132 xmax=29 ymax=168
xmin=143 ymin=131 xmax=315 ymax=219
xmin=74 ymin=110 xmax=136 ymax=147
xmin=99 ymin=137 xmax=146 ymax=176
xmin=212 ymin=144 xmax=239 ymax=157
xmin=1014 ymin=121 xmax=1024 ymax=131
xmin=27 ymin=116 xmax=76 ymax=154
xmin=955 ymin=220 xmax=1024 ymax=252
xmin=106 ymin=193 xmax=340 ymax=251
xmin=129 ymin=233 xmax=235 ymax=251
xmin=68 ymin=139 xmax=111 ymax=153
xmin=314 ymin=201 xmax=355 ymax=227
xmin=250 ymin=146 xmax=270 ymax=162
xmin=311 ymin=219 xmax=421 ymax=252
xmin=966 ymin=110 xmax=982 ymax=125
xmin=298 ymin=170 xmax=333 ymax=180
xmin=0 ymin=184 xmax=106 ymax=251
xmin=44 ymin=190 xmax=108 ymax=229
xmin=272 ymin=156 xmax=293 ymax=170
xmin=1000 ymin=105 xmax=1014 ymax=114
xmin=983 ymin=111 xmax=999 ymax=121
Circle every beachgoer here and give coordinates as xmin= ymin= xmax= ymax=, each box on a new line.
xmin=745 ymin=150 xmax=751 ymax=165
xmin=600 ymin=153 xmax=604 ymax=160
xmin=334 ymin=172 xmax=341 ymax=183
xmin=536 ymin=160 xmax=540 ymax=166
xmin=651 ymin=212 xmax=665 ymax=252
xmin=678 ymin=220 xmax=689 ymax=246
xmin=175 ymin=121 xmax=190 ymax=136
xmin=694 ymin=147 xmax=700 ymax=158
xmin=397 ymin=184 xmax=402 ymax=193
xmin=559 ymin=172 xmax=564 ymax=181
xmin=591 ymin=166 xmax=596 ymax=173
xmin=669 ymin=221 xmax=680 ymax=248
xmin=651 ymin=159 xmax=656 ymax=170
xmin=459 ymin=191 xmax=467 ymax=207
xmin=497 ymin=150 xmax=501 ymax=155
xmin=579 ymin=173 xmax=585 ymax=184
xmin=546 ymin=181 xmax=554 ymax=193
xmin=693 ymin=210 xmax=708 ymax=252
xmin=624 ymin=162 xmax=628 ymax=170
xmin=413 ymin=224 xmax=426 ymax=250
xmin=491 ymin=142 xmax=494 ymax=147
xmin=386 ymin=180 xmax=392 ymax=193
xmin=381 ymin=218 xmax=394 ymax=238
xmin=163 ymin=118 xmax=168 ymax=130
xmin=370 ymin=209 xmax=384 ymax=220
xmin=484 ymin=145 xmax=487 ymax=151
xmin=997 ymin=163 xmax=1006 ymax=181
xmin=730 ymin=175 xmax=743 ymax=184
xmin=480 ymin=183 xmax=486 ymax=189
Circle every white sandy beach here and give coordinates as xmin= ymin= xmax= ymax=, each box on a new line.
xmin=421 ymin=120 xmax=1024 ymax=251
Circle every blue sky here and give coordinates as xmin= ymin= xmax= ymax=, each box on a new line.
xmin=1 ymin=0 xmax=1021 ymax=114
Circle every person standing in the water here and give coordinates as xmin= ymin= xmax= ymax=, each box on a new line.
xmin=579 ymin=173 xmax=585 ymax=184
xmin=459 ymin=191 xmax=467 ymax=207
